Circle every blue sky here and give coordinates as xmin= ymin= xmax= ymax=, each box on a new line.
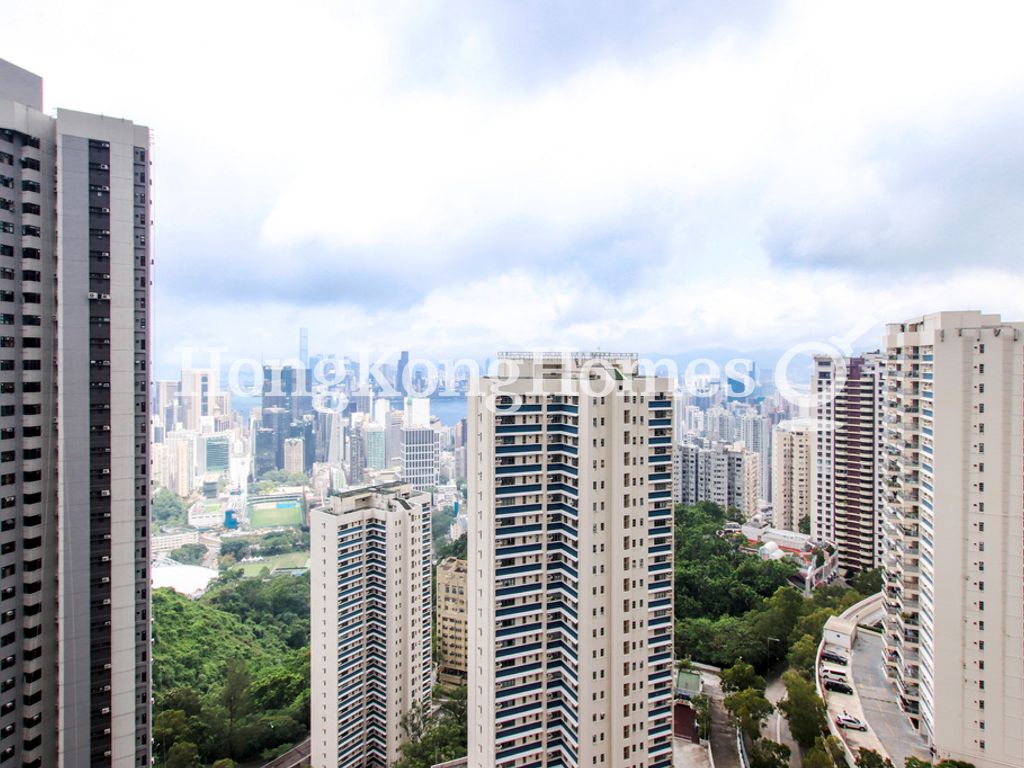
xmin=6 ymin=1 xmax=1024 ymax=375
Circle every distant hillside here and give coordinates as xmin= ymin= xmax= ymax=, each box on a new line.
xmin=152 ymin=587 xmax=290 ymax=694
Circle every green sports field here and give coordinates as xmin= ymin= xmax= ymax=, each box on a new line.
xmin=239 ymin=551 xmax=310 ymax=577
xmin=248 ymin=500 xmax=303 ymax=528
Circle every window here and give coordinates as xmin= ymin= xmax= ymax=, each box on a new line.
xmin=21 ymin=180 xmax=40 ymax=193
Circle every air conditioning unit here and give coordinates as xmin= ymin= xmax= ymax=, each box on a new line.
xmin=87 ymin=292 xmax=98 ymax=299
xmin=100 ymin=293 xmax=110 ymax=300
xmin=100 ymin=489 xmax=110 ymax=496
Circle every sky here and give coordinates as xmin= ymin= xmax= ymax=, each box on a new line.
xmin=5 ymin=0 xmax=1024 ymax=376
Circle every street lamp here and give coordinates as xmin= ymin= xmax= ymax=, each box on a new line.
xmin=767 ymin=636 xmax=780 ymax=663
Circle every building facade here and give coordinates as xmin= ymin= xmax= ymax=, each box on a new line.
xmin=676 ymin=440 xmax=760 ymax=517
xmin=399 ymin=425 xmax=439 ymax=491
xmin=310 ymin=484 xmax=432 ymax=768
xmin=283 ymin=437 xmax=305 ymax=475
xmin=437 ymin=556 xmax=469 ymax=686
xmin=771 ymin=420 xmax=813 ymax=531
xmin=813 ymin=354 xmax=886 ymax=573
xmin=467 ymin=353 xmax=675 ymax=768
xmin=881 ymin=311 xmax=1023 ymax=768
xmin=0 ymin=58 xmax=152 ymax=767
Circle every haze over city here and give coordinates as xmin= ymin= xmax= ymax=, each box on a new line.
xmin=5 ymin=1 xmax=1024 ymax=374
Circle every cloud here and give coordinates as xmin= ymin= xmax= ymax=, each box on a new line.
xmin=4 ymin=0 xmax=1024 ymax=369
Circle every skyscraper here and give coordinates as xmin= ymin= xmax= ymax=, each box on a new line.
xmin=813 ymin=353 xmax=886 ymax=573
xmin=1 ymin=57 xmax=152 ymax=767
xmin=179 ymin=367 xmax=221 ymax=432
xmin=396 ymin=350 xmax=409 ymax=396
xmin=468 ymin=353 xmax=675 ymax=768
xmin=881 ymin=311 xmax=1023 ymax=768
xmin=740 ymin=412 xmax=772 ymax=502
xmin=399 ymin=423 xmax=439 ymax=492
xmin=310 ymin=484 xmax=432 ymax=768
xmin=771 ymin=420 xmax=813 ymax=531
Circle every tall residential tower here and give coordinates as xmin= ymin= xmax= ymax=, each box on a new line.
xmin=813 ymin=354 xmax=886 ymax=573
xmin=0 ymin=58 xmax=152 ymax=767
xmin=881 ymin=312 xmax=1023 ymax=768
xmin=310 ymin=484 xmax=432 ymax=768
xmin=468 ymin=353 xmax=676 ymax=768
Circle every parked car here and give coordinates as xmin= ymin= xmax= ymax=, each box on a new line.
xmin=821 ymin=651 xmax=849 ymax=666
xmin=835 ymin=713 xmax=867 ymax=731
xmin=825 ymin=679 xmax=854 ymax=694
xmin=821 ymin=669 xmax=848 ymax=681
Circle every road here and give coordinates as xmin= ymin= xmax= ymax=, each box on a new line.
xmin=849 ymin=632 xmax=930 ymax=767
xmin=764 ymin=674 xmax=802 ymax=768
xmin=260 ymin=738 xmax=310 ymax=768
xmin=704 ymin=673 xmax=742 ymax=768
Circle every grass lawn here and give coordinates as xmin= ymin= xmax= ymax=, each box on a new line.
xmin=239 ymin=551 xmax=310 ymax=577
xmin=248 ymin=503 xmax=303 ymax=528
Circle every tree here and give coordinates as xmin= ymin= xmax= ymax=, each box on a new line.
xmin=798 ymin=515 xmax=811 ymax=534
xmin=751 ymin=740 xmax=792 ymax=768
xmin=857 ymin=749 xmax=894 ymax=768
xmin=153 ymin=709 xmax=190 ymax=762
xmin=220 ymin=660 xmax=252 ymax=758
xmin=153 ymin=488 xmax=188 ymax=526
xmin=721 ymin=660 xmax=766 ymax=693
xmin=166 ymin=740 xmax=199 ymax=768
xmin=779 ymin=670 xmax=827 ymax=748
xmin=801 ymin=736 xmax=845 ymax=768
xmin=171 ymin=543 xmax=207 ymax=565
xmin=850 ymin=568 xmax=884 ymax=596
xmin=724 ymin=687 xmax=774 ymax=742
xmin=211 ymin=761 xmax=237 ymax=768
xmin=787 ymin=634 xmax=820 ymax=678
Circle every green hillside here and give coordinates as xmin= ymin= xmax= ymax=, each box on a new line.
xmin=152 ymin=587 xmax=289 ymax=694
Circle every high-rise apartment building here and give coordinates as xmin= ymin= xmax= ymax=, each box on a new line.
xmin=0 ymin=58 xmax=152 ymax=767
xmin=310 ymin=484 xmax=432 ymax=768
xmin=437 ymin=556 xmax=469 ymax=686
xmin=676 ymin=440 xmax=760 ymax=517
xmin=813 ymin=354 xmax=886 ymax=573
xmin=468 ymin=353 xmax=675 ymax=768
xmin=179 ymin=368 xmax=221 ymax=432
xmin=881 ymin=311 xmax=1023 ymax=768
xmin=363 ymin=422 xmax=386 ymax=471
xmin=771 ymin=420 xmax=812 ymax=531
xmin=283 ymin=437 xmax=305 ymax=475
xmin=740 ymin=412 xmax=772 ymax=502
xmin=399 ymin=425 xmax=439 ymax=492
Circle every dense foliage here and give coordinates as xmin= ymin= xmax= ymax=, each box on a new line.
xmin=170 ymin=542 xmax=207 ymax=565
xmin=393 ymin=686 xmax=468 ymax=768
xmin=432 ymin=504 xmax=458 ymax=553
xmin=152 ymin=572 xmax=311 ymax=765
xmin=437 ymin=531 xmax=467 ymax=561
xmin=674 ymin=502 xmax=869 ymax=671
xmin=153 ymin=488 xmax=189 ymax=528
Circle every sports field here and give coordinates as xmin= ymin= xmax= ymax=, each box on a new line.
xmin=248 ymin=500 xmax=303 ymax=528
xmin=239 ymin=551 xmax=310 ymax=577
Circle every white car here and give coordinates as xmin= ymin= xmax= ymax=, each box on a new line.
xmin=835 ymin=713 xmax=867 ymax=731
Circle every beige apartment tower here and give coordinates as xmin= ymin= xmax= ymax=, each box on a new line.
xmin=813 ymin=354 xmax=886 ymax=573
xmin=771 ymin=420 xmax=813 ymax=531
xmin=881 ymin=311 xmax=1023 ymax=768
xmin=310 ymin=484 xmax=432 ymax=768
xmin=437 ymin=556 xmax=469 ymax=686
xmin=468 ymin=353 xmax=676 ymax=768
